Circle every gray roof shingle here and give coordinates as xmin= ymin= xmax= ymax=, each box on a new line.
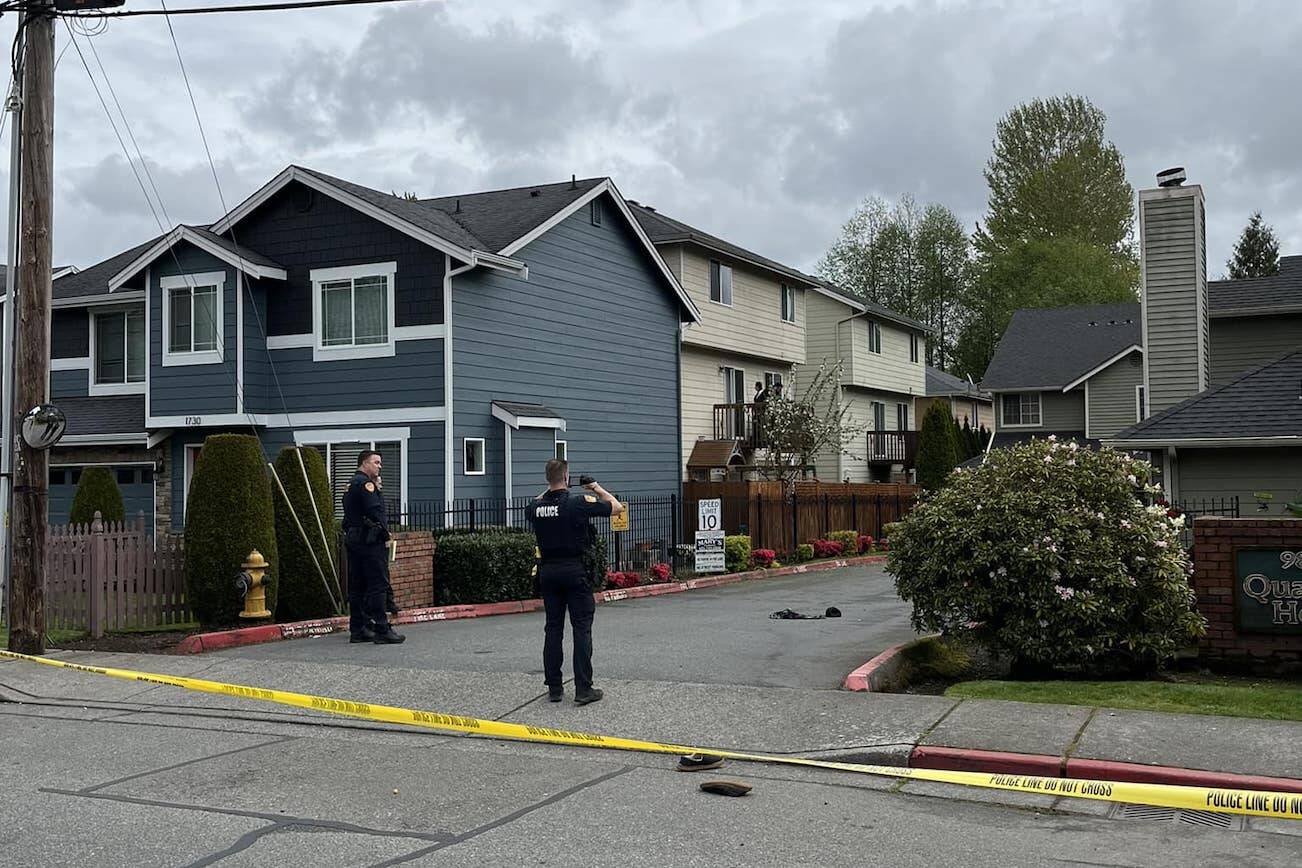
xmin=182 ymin=225 xmax=285 ymax=271
xmin=1208 ymin=255 xmax=1302 ymax=316
xmin=293 ymin=165 xmax=487 ymax=252
xmin=926 ymin=365 xmax=992 ymax=399
xmin=52 ymin=235 xmax=165 ymax=300
xmin=1110 ymin=350 xmax=1302 ymax=442
xmin=421 ymin=178 xmax=606 ymax=254
xmin=630 ymin=203 xmax=820 ymax=289
xmin=59 ymin=395 xmax=146 ymax=437
xmin=980 ymin=303 xmax=1142 ymax=391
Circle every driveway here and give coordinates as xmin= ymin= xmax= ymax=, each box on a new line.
xmin=218 ymin=563 xmax=920 ymax=689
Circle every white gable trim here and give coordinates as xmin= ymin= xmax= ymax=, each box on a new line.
xmin=107 ymin=225 xmax=287 ymax=292
xmin=498 ymin=179 xmax=702 ymax=323
xmin=1061 ymin=344 xmax=1145 ymax=393
xmin=208 ymin=166 xmax=516 ymax=271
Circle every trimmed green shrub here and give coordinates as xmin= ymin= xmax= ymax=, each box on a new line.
xmin=69 ymin=467 xmax=125 ymax=525
xmin=725 ymin=535 xmax=752 ymax=572
xmin=184 ymin=434 xmax=279 ymax=627
xmin=795 ymin=543 xmax=814 ymax=562
xmin=271 ymin=447 xmax=340 ymax=621
xmin=435 ymin=531 xmax=537 ymax=604
xmin=827 ymin=530 xmax=859 ymax=551
xmin=888 ymin=437 xmax=1205 ymax=674
xmin=916 ymin=402 xmax=959 ymax=490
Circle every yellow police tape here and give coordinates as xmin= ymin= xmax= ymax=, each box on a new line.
xmin=3 ymin=649 xmax=1301 ymax=822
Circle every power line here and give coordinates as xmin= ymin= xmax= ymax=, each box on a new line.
xmin=66 ymin=0 xmax=428 ymax=17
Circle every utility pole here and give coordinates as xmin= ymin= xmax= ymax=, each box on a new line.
xmin=1 ymin=68 xmax=22 ymax=629
xmin=7 ymin=2 xmax=55 ymax=654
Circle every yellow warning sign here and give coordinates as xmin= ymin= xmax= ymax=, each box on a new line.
xmin=2 ymin=649 xmax=1300 ymax=822
xmin=610 ymin=504 xmax=629 ymax=532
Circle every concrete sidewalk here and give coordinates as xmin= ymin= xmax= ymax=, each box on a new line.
xmin=3 ymin=650 xmax=1299 ymax=796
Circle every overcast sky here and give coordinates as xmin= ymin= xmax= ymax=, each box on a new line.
xmin=4 ymin=0 xmax=1300 ymax=278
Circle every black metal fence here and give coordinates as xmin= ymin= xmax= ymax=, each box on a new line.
xmin=1171 ymin=496 xmax=1239 ymax=549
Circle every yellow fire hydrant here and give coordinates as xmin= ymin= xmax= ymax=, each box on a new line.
xmin=239 ymin=549 xmax=273 ymax=620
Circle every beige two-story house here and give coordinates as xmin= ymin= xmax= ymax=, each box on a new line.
xmin=803 ymin=281 xmax=929 ymax=483
xmin=631 ymin=203 xmax=818 ymax=479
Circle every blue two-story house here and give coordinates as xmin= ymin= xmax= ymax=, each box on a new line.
xmin=47 ymin=166 xmax=699 ymax=533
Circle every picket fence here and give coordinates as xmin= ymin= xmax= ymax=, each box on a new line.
xmin=44 ymin=514 xmax=188 ymax=637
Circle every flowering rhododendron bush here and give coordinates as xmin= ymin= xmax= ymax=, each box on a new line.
xmin=887 ymin=437 xmax=1205 ymax=673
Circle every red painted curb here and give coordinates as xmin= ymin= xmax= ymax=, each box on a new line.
xmin=844 ymin=637 xmax=922 ymax=692
xmin=179 ymin=553 xmax=890 ymax=654
xmin=910 ymin=746 xmax=1302 ymax=794
xmin=911 ymin=746 xmax=1063 ymax=777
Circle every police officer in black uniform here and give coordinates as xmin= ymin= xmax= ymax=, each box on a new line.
xmin=526 ymin=458 xmax=623 ymax=705
xmin=343 ymin=450 xmax=404 ymax=645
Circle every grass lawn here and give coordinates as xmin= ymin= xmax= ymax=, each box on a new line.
xmin=0 ymin=626 xmax=89 ymax=647
xmin=947 ymin=676 xmax=1302 ymax=722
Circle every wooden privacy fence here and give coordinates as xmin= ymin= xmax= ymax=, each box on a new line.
xmin=682 ymin=481 xmax=919 ymax=553
xmin=45 ymin=514 xmax=188 ymax=637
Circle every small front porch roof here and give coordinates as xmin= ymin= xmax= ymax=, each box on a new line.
xmin=491 ymin=400 xmax=567 ymax=431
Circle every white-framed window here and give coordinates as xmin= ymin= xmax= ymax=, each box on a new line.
xmin=182 ymin=444 xmax=203 ymax=520
xmin=90 ymin=308 xmax=145 ymax=394
xmin=295 ymin=435 xmax=405 ymax=515
xmin=780 ymin=284 xmax=796 ymax=323
xmin=590 ymin=199 xmax=602 ymax=226
xmin=709 ymin=260 xmax=733 ymax=306
xmin=763 ymin=371 xmax=784 ymax=394
xmin=867 ymin=320 xmax=882 ymax=354
xmin=1001 ymin=392 xmax=1042 ymax=427
xmin=310 ymin=262 xmax=396 ymax=360
xmin=161 ymin=272 xmax=224 ymax=367
xmin=1136 ymin=385 xmax=1147 ymax=421
xmin=464 ymin=438 xmax=486 ymax=475
xmin=909 ymin=333 xmax=920 ymax=363
xmin=555 ymin=439 xmax=568 ymax=461
xmin=897 ymin=403 xmax=909 ymax=431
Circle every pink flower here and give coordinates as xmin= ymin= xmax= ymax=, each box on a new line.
xmin=1055 ymin=585 xmax=1075 ymax=600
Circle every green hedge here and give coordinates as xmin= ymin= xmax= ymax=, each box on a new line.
xmin=435 ymin=531 xmax=537 ymax=604
xmin=795 ymin=543 xmax=814 ymax=562
xmin=184 ymin=434 xmax=279 ymax=627
xmin=917 ymin=401 xmax=960 ymax=490
xmin=827 ymin=529 xmax=859 ymax=551
xmin=69 ymin=467 xmax=125 ymax=525
xmin=271 ymin=446 xmax=340 ymax=622
xmin=725 ymin=535 xmax=752 ymax=572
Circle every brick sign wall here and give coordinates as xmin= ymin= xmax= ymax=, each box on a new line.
xmin=1193 ymin=517 xmax=1302 ymax=667
xmin=388 ymin=531 xmax=434 ymax=610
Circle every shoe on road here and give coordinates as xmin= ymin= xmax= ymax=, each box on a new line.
xmin=676 ymin=753 xmax=724 ymax=772
xmin=699 ymin=780 xmax=752 ymax=797
xmin=548 ymin=688 xmax=564 ymax=702
xmin=349 ymin=628 xmax=376 ymax=644
xmin=574 ymin=688 xmax=604 ymax=705
xmin=372 ymin=630 xmax=406 ymax=644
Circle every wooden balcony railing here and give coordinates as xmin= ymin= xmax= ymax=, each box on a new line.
xmin=713 ymin=402 xmax=766 ymax=449
xmin=867 ymin=430 xmax=919 ymax=467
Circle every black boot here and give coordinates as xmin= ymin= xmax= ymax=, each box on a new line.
xmin=350 ymin=627 xmax=376 ymax=644
xmin=574 ymin=687 xmax=603 ymax=705
xmin=373 ymin=628 xmax=406 ymax=645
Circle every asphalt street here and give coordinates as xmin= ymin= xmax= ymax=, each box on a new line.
xmin=218 ymin=564 xmax=919 ymax=689
xmin=1 ymin=655 xmax=1297 ymax=868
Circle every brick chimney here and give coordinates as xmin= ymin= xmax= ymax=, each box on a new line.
xmin=1139 ymin=167 xmax=1209 ymax=417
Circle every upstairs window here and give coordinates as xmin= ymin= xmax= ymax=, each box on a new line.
xmin=93 ymin=309 xmax=145 ymax=389
xmin=311 ymin=262 xmax=396 ymax=360
xmin=709 ymin=260 xmax=733 ymax=306
xmin=909 ymin=333 xmax=920 ymax=363
xmin=1136 ymin=385 xmax=1147 ymax=421
xmin=867 ymin=320 xmax=882 ymax=354
xmin=590 ymin=199 xmax=602 ymax=226
xmin=780 ymin=284 xmax=796 ymax=323
xmin=162 ymin=272 xmax=224 ymax=366
xmin=1001 ymin=392 xmax=1042 ymax=427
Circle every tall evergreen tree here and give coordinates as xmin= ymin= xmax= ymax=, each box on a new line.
xmin=1226 ymin=211 xmax=1280 ymax=279
xmin=957 ymin=94 xmax=1139 ymax=380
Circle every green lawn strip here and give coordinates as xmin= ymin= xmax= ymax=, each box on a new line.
xmin=946 ymin=678 xmax=1302 ymax=722
xmin=0 ymin=627 xmax=89 ymax=647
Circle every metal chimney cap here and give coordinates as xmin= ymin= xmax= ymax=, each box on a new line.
xmin=1157 ymin=167 xmax=1186 ymax=187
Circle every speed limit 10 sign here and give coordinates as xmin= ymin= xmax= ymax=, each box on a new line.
xmin=698 ymin=498 xmax=722 ymax=532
